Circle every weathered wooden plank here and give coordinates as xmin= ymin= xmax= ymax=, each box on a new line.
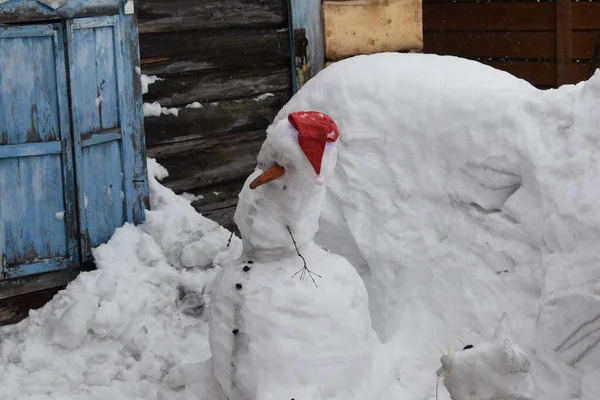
xmin=202 ymin=205 xmax=238 ymax=232
xmin=0 ymin=23 xmax=79 ymax=274
xmin=159 ymin=138 xmax=263 ymax=193
xmin=0 ymin=287 xmax=63 ymax=326
xmin=323 ymin=0 xmax=423 ymax=60
xmin=483 ymin=60 xmax=591 ymax=86
xmin=424 ymin=31 xmax=600 ymax=60
xmin=424 ymin=31 xmax=555 ymax=59
xmin=148 ymin=130 xmax=266 ymax=159
xmin=120 ymin=6 xmax=151 ymax=224
xmin=67 ymin=18 xmax=125 ymax=257
xmin=0 ymin=268 xmax=81 ymax=301
xmin=137 ymin=0 xmax=288 ymax=34
xmin=206 ymin=206 xmax=238 ymax=231
xmin=423 ymin=3 xmax=556 ymax=31
xmin=142 ymin=67 xmax=292 ymax=107
xmin=0 ymin=0 xmax=119 ymax=24
xmin=183 ymin=179 xmax=247 ymax=232
xmin=139 ymin=28 xmax=290 ymax=76
xmin=421 ymin=0 xmax=555 ymax=3
xmin=557 ymin=0 xmax=573 ymax=86
xmin=573 ymin=30 xmax=600 ymax=60
xmin=289 ymin=0 xmax=325 ymax=91
xmin=573 ymin=2 xmax=600 ymax=30
xmin=188 ymin=178 xmax=247 ymax=213
xmin=144 ymin=91 xmax=289 ymax=147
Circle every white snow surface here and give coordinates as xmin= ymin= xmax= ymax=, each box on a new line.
xmin=140 ymin=74 xmax=162 ymax=95
xmin=272 ymin=53 xmax=600 ymax=399
xmin=1 ymin=53 xmax=600 ymax=400
xmin=437 ymin=313 xmax=534 ymax=400
xmin=0 ymin=159 xmax=241 ymax=400
xmin=185 ymin=102 xmax=203 ymax=109
xmin=143 ymin=101 xmax=179 ymax=117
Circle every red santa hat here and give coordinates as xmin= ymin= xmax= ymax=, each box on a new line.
xmin=288 ymin=111 xmax=340 ymax=178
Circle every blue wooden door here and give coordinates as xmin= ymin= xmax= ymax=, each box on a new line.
xmin=66 ymin=15 xmax=143 ymax=258
xmin=288 ymin=0 xmax=324 ymax=92
xmin=0 ymin=24 xmax=79 ymax=279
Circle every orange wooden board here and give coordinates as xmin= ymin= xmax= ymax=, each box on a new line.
xmin=323 ymin=0 xmax=423 ymax=60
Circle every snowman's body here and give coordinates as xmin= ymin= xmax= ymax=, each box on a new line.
xmin=208 ymin=114 xmax=381 ymax=399
xmin=209 ymin=244 xmax=377 ymax=400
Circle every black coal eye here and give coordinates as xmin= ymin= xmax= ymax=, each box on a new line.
xmin=463 ymin=344 xmax=474 ymax=350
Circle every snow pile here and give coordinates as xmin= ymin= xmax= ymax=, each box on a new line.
xmin=273 ymin=53 xmax=600 ymax=399
xmin=2 ymin=53 xmax=600 ymax=400
xmin=436 ymin=313 xmax=534 ymax=400
xmin=0 ymin=159 xmax=241 ymax=400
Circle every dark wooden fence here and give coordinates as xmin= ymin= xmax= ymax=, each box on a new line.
xmin=423 ymin=0 xmax=600 ymax=88
xmin=137 ymin=0 xmax=292 ymax=229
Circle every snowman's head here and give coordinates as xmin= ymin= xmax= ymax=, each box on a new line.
xmin=250 ymin=111 xmax=340 ymax=190
xmin=233 ymin=112 xmax=340 ymax=257
xmin=436 ymin=313 xmax=534 ymax=400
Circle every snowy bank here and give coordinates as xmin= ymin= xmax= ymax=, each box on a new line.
xmin=0 ymin=160 xmax=241 ymax=400
xmin=274 ymin=53 xmax=600 ymax=399
xmin=1 ymin=53 xmax=599 ymax=400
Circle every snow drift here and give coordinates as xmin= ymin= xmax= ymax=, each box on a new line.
xmin=0 ymin=160 xmax=241 ymax=400
xmin=274 ymin=53 xmax=600 ymax=399
xmin=1 ymin=53 xmax=599 ymax=400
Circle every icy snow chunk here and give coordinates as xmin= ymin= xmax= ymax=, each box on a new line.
xmin=437 ymin=313 xmax=534 ymax=400
xmin=89 ymin=300 xmax=121 ymax=337
xmin=44 ymin=295 xmax=98 ymax=350
xmin=180 ymin=192 xmax=203 ymax=202
xmin=180 ymin=234 xmax=226 ymax=269
xmin=143 ymin=101 xmax=179 ymax=117
xmin=95 ymin=95 xmax=103 ymax=108
xmin=185 ymin=102 xmax=203 ymax=109
xmin=147 ymin=157 xmax=169 ymax=181
xmin=137 ymin=232 xmax=164 ymax=266
xmin=140 ymin=74 xmax=162 ymax=94
xmin=254 ymin=93 xmax=274 ymax=102
xmin=96 ymin=271 xmax=117 ymax=300
xmin=54 ymin=211 xmax=64 ymax=220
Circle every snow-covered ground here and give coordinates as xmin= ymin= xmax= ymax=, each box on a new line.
xmin=0 ymin=160 xmax=241 ymax=400
xmin=1 ymin=53 xmax=600 ymax=400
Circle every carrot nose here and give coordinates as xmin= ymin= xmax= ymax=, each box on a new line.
xmin=249 ymin=164 xmax=285 ymax=189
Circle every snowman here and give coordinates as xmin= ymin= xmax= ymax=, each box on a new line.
xmin=208 ymin=112 xmax=382 ymax=400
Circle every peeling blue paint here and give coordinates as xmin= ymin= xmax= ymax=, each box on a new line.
xmin=288 ymin=0 xmax=325 ymax=92
xmin=0 ymin=1 xmax=148 ymax=281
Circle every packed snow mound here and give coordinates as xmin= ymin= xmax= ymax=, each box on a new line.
xmin=437 ymin=313 xmax=534 ymax=400
xmin=273 ymin=53 xmax=600 ymax=399
xmin=0 ymin=159 xmax=241 ymax=400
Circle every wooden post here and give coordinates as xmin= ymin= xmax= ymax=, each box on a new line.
xmin=556 ymin=0 xmax=572 ymax=86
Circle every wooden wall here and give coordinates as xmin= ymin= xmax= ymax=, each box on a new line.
xmin=423 ymin=0 xmax=600 ymax=88
xmin=137 ymin=0 xmax=292 ymax=230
